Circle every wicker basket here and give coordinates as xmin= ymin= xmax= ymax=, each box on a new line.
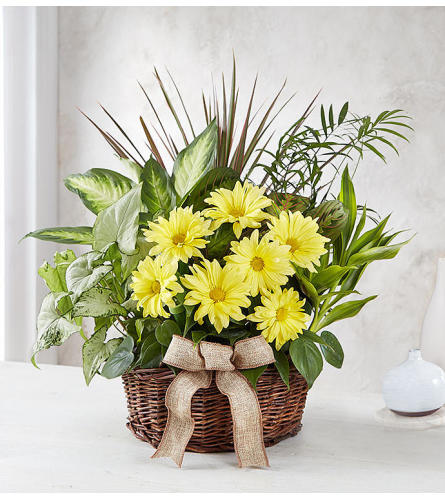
xmin=122 ymin=363 xmax=308 ymax=453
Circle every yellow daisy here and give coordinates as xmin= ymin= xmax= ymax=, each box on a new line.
xmin=144 ymin=206 xmax=213 ymax=263
xmin=181 ymin=259 xmax=250 ymax=333
xmin=267 ymin=211 xmax=329 ymax=272
xmin=130 ymin=256 xmax=183 ymax=318
xmin=248 ymin=287 xmax=311 ymax=350
xmin=203 ymin=180 xmax=272 ymax=239
xmin=224 ymin=229 xmax=293 ymax=296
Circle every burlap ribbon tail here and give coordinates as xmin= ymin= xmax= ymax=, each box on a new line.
xmin=151 ymin=334 xmax=275 ymax=468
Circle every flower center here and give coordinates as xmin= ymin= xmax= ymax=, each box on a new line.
xmin=286 ymin=238 xmax=300 ymax=253
xmin=229 ymin=208 xmax=245 ymax=218
xmin=250 ymin=256 xmax=265 ymax=272
xmin=209 ymin=287 xmax=226 ymax=302
xmin=151 ymin=280 xmax=161 ymax=294
xmin=276 ymin=307 xmax=288 ymax=322
xmin=172 ymin=233 xmax=186 ymax=246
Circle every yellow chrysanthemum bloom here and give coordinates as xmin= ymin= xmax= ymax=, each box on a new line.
xmin=130 ymin=256 xmax=183 ymax=318
xmin=224 ymin=229 xmax=293 ymax=296
xmin=248 ymin=287 xmax=311 ymax=350
xmin=181 ymin=259 xmax=250 ymax=333
xmin=144 ymin=206 xmax=213 ymax=263
xmin=267 ymin=211 xmax=329 ymax=273
xmin=203 ymin=180 xmax=272 ymax=239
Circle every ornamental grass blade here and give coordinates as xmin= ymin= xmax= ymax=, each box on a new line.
xmin=139 ymin=116 xmax=165 ymax=168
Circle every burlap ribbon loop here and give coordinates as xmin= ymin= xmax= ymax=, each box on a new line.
xmin=152 ymin=334 xmax=275 ymax=468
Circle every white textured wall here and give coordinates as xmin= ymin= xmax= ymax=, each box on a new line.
xmin=58 ymin=6 xmax=445 ymax=393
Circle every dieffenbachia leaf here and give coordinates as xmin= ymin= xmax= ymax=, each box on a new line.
xmin=64 ymin=168 xmax=134 ymax=215
xmin=101 ymin=335 xmax=135 ymax=378
xmin=179 ymin=167 xmax=240 ymax=210
xmin=93 ymin=184 xmax=142 ymax=255
xmin=82 ymin=327 xmax=122 ymax=385
xmin=72 ymin=287 xmax=126 ymax=318
xmin=119 ymin=158 xmax=143 ymax=182
xmin=289 ymin=338 xmax=323 ymax=389
xmin=23 ymin=226 xmax=93 ymax=245
xmin=66 ymin=252 xmax=112 ymax=300
xmin=317 ymin=295 xmax=377 ymax=330
xmin=171 ymin=120 xmax=217 ymax=199
xmin=32 ymin=293 xmax=81 ymax=367
xmin=141 ymin=157 xmax=176 ymax=218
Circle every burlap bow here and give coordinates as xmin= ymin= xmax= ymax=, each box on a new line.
xmin=152 ymin=334 xmax=275 ymax=468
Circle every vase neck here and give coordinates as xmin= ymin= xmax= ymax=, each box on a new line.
xmin=408 ymin=348 xmax=422 ymax=361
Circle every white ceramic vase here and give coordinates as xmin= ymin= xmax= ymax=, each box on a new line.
xmin=421 ymin=257 xmax=445 ymax=369
xmin=382 ymin=349 xmax=445 ymax=416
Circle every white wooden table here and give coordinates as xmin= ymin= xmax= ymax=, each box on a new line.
xmin=1 ymin=361 xmax=444 ymax=492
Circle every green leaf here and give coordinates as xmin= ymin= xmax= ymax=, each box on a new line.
xmin=348 ymin=237 xmax=412 ymax=267
xmin=141 ymin=157 xmax=176 ymax=217
xmin=292 ymin=265 xmax=319 ymax=306
xmin=23 ymin=226 xmax=93 ymax=245
xmin=82 ymin=327 xmax=122 ymax=385
xmin=180 ymin=167 xmax=240 ymax=210
xmin=338 ymin=166 xmax=357 ymax=246
xmin=121 ymin=237 xmax=153 ymax=280
xmin=72 ymin=287 xmax=126 ymax=318
xmin=101 ymin=335 xmax=135 ymax=378
xmin=338 ymin=102 xmax=349 ymax=125
xmin=64 ymin=168 xmax=134 ymax=215
xmin=241 ymin=365 xmax=268 ymax=390
xmin=320 ymin=331 xmax=344 ymax=369
xmin=274 ymin=349 xmax=290 ymax=389
xmin=32 ymin=293 xmax=81 ymax=367
xmin=155 ymin=320 xmax=181 ymax=347
xmin=192 ymin=330 xmax=209 ymax=345
xmin=289 ymin=338 xmax=323 ymax=389
xmin=66 ymin=252 xmax=112 ymax=300
xmin=171 ymin=120 xmax=217 ymax=199
xmin=301 ymin=330 xmax=330 ymax=346
xmin=347 ymin=215 xmax=390 ymax=257
xmin=317 ymin=295 xmax=377 ymax=330
xmin=93 ymin=184 xmax=142 ymax=255
xmin=137 ymin=337 xmax=162 ymax=369
xmin=219 ymin=329 xmax=249 ymax=345
xmin=311 ymin=265 xmax=354 ymax=292
xmin=206 ymin=224 xmax=235 ymax=259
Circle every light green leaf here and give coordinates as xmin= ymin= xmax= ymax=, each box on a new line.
xmin=141 ymin=157 xmax=176 ymax=217
xmin=32 ymin=293 xmax=81 ymax=366
xmin=274 ymin=349 xmax=290 ymax=389
xmin=172 ymin=120 xmax=217 ymax=199
xmin=348 ymin=238 xmax=412 ymax=267
xmin=93 ymin=184 xmax=142 ymax=255
xmin=119 ymin=158 xmax=142 ymax=182
xmin=320 ymin=331 xmax=344 ymax=369
xmin=101 ymin=335 xmax=135 ymax=378
xmin=64 ymin=168 xmax=134 ymax=215
xmin=66 ymin=252 xmax=112 ymax=300
xmin=72 ymin=287 xmax=126 ymax=318
xmin=24 ymin=226 xmax=93 ymax=245
xmin=241 ymin=365 xmax=268 ymax=390
xmin=317 ymin=295 xmax=377 ymax=330
xmin=38 ymin=250 xmax=76 ymax=298
xmin=82 ymin=327 xmax=122 ymax=385
xmin=155 ymin=320 xmax=181 ymax=347
xmin=289 ymin=338 xmax=323 ymax=389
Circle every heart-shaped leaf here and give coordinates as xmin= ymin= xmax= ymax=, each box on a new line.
xmin=66 ymin=252 xmax=112 ymax=300
xmin=101 ymin=335 xmax=134 ymax=378
xmin=155 ymin=320 xmax=181 ymax=347
xmin=72 ymin=287 xmax=126 ymax=318
xmin=320 ymin=330 xmax=344 ymax=369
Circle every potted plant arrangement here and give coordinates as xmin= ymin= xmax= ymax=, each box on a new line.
xmin=26 ymin=62 xmax=412 ymax=467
